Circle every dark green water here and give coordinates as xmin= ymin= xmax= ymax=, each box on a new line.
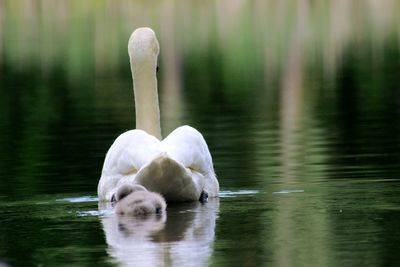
xmin=1 ymin=1 xmax=400 ymax=266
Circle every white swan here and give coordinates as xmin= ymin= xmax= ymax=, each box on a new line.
xmin=98 ymin=27 xmax=219 ymax=202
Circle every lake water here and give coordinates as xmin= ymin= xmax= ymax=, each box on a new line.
xmin=1 ymin=1 xmax=400 ymax=266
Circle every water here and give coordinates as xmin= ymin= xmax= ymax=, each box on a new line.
xmin=1 ymin=1 xmax=400 ymax=266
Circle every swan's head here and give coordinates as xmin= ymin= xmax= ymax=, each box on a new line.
xmin=128 ymin=27 xmax=159 ymax=75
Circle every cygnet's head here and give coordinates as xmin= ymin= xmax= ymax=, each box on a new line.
xmin=114 ymin=184 xmax=166 ymax=217
xmin=128 ymin=27 xmax=159 ymax=75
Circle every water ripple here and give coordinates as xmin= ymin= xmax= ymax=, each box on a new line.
xmin=219 ymin=190 xmax=259 ymax=198
xmin=273 ymin=189 xmax=305 ymax=194
xmin=56 ymin=196 xmax=98 ymax=203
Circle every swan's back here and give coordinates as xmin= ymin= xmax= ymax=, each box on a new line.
xmin=98 ymin=126 xmax=218 ymax=202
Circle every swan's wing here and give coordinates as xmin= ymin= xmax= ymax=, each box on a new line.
xmin=161 ymin=125 xmax=219 ymax=197
xmin=98 ymin=129 xmax=160 ymax=201
xmin=98 ymin=126 xmax=219 ymax=202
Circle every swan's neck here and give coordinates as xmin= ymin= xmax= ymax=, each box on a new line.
xmin=132 ymin=66 xmax=162 ymax=140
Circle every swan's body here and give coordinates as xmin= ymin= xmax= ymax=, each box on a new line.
xmin=98 ymin=27 xmax=219 ymax=202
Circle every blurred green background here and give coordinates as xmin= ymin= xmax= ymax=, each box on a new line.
xmin=1 ymin=0 xmax=399 ymax=194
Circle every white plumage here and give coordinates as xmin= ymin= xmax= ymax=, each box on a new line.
xmin=98 ymin=28 xmax=219 ymax=202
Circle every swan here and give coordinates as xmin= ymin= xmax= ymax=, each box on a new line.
xmin=98 ymin=27 xmax=219 ymax=202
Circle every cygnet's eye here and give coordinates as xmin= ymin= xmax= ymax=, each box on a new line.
xmin=156 ymin=66 xmax=159 ymax=73
xmin=154 ymin=202 xmax=162 ymax=214
xmin=155 ymin=206 xmax=162 ymax=214
xmin=111 ymin=194 xmax=116 ymax=203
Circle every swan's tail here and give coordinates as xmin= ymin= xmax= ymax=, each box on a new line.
xmin=135 ymin=153 xmax=205 ymax=202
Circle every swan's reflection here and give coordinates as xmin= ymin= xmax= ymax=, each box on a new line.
xmin=99 ymin=198 xmax=219 ymax=267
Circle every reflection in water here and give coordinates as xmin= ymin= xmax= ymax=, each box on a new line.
xmin=159 ymin=1 xmax=184 ymax=135
xmin=99 ymin=199 xmax=219 ymax=267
